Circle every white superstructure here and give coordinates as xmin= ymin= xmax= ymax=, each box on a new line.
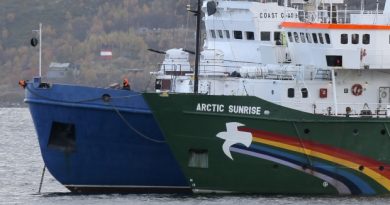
xmin=153 ymin=0 xmax=390 ymax=118
xmin=202 ymin=0 xmax=298 ymax=66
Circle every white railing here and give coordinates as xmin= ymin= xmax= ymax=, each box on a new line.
xmin=156 ymin=64 xmax=191 ymax=76
xmin=298 ymin=9 xmax=384 ymax=24
xmin=275 ymin=101 xmax=390 ymax=118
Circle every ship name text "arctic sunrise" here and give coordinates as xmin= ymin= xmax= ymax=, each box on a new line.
xmin=196 ymin=103 xmax=262 ymax=116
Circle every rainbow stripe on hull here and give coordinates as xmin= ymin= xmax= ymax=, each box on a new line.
xmin=231 ymin=124 xmax=390 ymax=195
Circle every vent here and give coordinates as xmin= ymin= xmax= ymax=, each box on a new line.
xmin=188 ymin=149 xmax=208 ymax=168
xmin=48 ymin=122 xmax=76 ymax=152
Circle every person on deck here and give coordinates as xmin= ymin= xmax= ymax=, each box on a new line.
xmin=122 ymin=78 xmax=131 ymax=90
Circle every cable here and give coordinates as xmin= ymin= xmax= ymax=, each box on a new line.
xmin=109 ymin=102 xmax=166 ymax=143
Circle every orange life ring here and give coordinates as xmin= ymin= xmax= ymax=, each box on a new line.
xmin=351 ymin=84 xmax=363 ymax=96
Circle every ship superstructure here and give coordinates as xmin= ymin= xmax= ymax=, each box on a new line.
xmin=158 ymin=0 xmax=390 ymax=118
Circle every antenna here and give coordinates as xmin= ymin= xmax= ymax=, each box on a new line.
xmin=147 ymin=48 xmax=166 ymax=54
xmin=376 ymin=0 xmax=379 ymax=15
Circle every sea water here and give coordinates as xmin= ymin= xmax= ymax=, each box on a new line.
xmin=0 ymin=108 xmax=389 ymax=205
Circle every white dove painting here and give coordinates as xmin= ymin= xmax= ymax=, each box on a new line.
xmin=216 ymin=122 xmax=253 ymax=160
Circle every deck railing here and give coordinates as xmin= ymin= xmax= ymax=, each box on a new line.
xmin=298 ymin=9 xmax=384 ymax=24
xmin=276 ymin=100 xmax=390 ymax=118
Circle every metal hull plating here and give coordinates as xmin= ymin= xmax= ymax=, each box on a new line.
xmin=144 ymin=93 xmax=390 ymax=195
xmin=25 ymin=82 xmax=189 ymax=194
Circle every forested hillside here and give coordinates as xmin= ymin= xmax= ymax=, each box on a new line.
xmin=0 ymin=0 xmax=197 ymax=105
xmin=0 ymin=0 xmax=385 ymax=105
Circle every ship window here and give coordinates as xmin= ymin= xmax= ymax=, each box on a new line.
xmin=294 ymin=32 xmax=300 ymax=43
xmin=288 ymin=32 xmax=293 ymax=42
xmin=210 ymin=30 xmax=216 ymax=38
xmin=275 ymin=32 xmax=282 ymax=45
xmin=300 ymin=32 xmax=306 ymax=43
xmin=301 ymin=88 xmax=308 ymax=98
xmin=352 ymin=34 xmax=359 ymax=44
xmin=318 ymin=33 xmax=324 ymax=44
xmin=218 ymin=30 xmax=223 ymax=38
xmin=261 ymin=31 xmax=271 ymax=41
xmin=288 ymin=88 xmax=295 ymax=98
xmin=246 ymin=31 xmax=255 ymax=40
xmin=363 ymin=34 xmax=370 ymax=44
xmin=155 ymin=80 xmax=162 ymax=90
xmin=306 ymin=33 xmax=312 ymax=43
xmin=325 ymin=33 xmax=331 ymax=44
xmin=225 ymin=30 xmax=230 ymax=39
xmin=234 ymin=30 xmax=243 ymax=39
xmin=161 ymin=79 xmax=172 ymax=90
xmin=341 ymin=34 xmax=348 ymax=44
xmin=188 ymin=149 xmax=208 ymax=168
xmin=326 ymin=55 xmax=343 ymax=67
xmin=48 ymin=121 xmax=76 ymax=152
xmin=312 ymin=33 xmax=318 ymax=43
xmin=274 ymin=32 xmax=281 ymax=41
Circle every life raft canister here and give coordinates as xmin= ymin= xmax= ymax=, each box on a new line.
xmin=351 ymin=84 xmax=363 ymax=96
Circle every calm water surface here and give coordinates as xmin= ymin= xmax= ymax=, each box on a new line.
xmin=1 ymin=108 xmax=390 ymax=204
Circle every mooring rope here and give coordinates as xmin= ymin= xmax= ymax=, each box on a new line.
xmin=109 ymin=102 xmax=166 ymax=144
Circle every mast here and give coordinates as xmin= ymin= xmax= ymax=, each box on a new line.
xmin=331 ymin=69 xmax=338 ymax=116
xmin=32 ymin=23 xmax=43 ymax=77
xmin=194 ymin=0 xmax=202 ymax=94
xmin=39 ymin=23 xmax=42 ymax=77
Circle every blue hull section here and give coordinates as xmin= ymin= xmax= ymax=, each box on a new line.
xmin=25 ymin=80 xmax=189 ymax=193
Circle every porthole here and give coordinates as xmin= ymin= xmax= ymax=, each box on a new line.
xmin=304 ymin=129 xmax=310 ymax=134
xmin=102 ymin=94 xmax=111 ymax=102
xmin=381 ymin=91 xmax=387 ymax=98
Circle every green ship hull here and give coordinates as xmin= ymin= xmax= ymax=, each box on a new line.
xmin=144 ymin=93 xmax=390 ymax=195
